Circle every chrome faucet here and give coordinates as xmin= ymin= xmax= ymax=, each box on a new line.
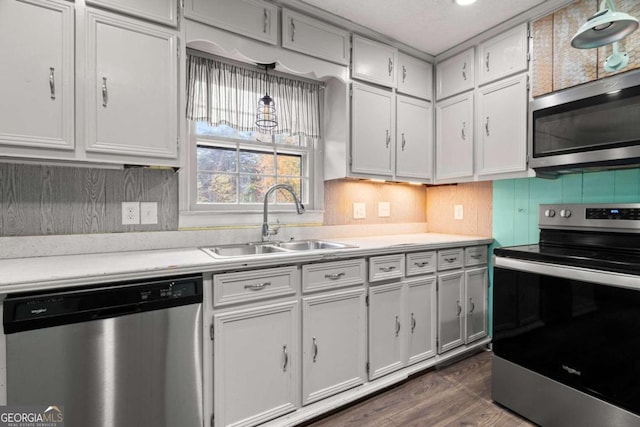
xmin=262 ymin=184 xmax=305 ymax=241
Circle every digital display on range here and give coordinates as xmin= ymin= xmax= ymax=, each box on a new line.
xmin=586 ymin=208 xmax=640 ymax=220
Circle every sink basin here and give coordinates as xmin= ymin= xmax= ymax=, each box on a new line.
xmin=275 ymin=239 xmax=357 ymax=251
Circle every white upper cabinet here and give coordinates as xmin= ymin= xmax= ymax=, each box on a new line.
xmin=436 ymin=47 xmax=475 ymax=100
xmin=397 ymin=53 xmax=433 ymax=101
xmin=86 ymin=0 xmax=178 ymax=27
xmin=282 ymin=9 xmax=349 ymax=66
xmin=396 ymin=95 xmax=433 ymax=182
xmin=476 ymin=73 xmax=528 ymax=176
xmin=351 ymin=82 xmax=394 ymax=177
xmin=352 ymin=35 xmax=398 ymax=88
xmin=0 ymin=0 xmax=74 ymax=156
xmin=436 ymin=92 xmax=474 ymax=181
xmin=184 ymin=0 xmax=278 ymax=45
xmin=84 ymin=9 xmax=179 ymax=164
xmin=478 ymin=23 xmax=528 ymax=86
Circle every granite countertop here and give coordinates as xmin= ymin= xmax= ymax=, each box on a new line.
xmin=0 ymin=233 xmax=492 ymax=293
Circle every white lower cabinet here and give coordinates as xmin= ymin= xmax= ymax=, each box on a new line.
xmin=406 ymin=277 xmax=438 ymax=365
xmin=465 ymin=267 xmax=488 ymax=343
xmin=368 ymin=281 xmax=405 ymax=380
xmin=302 ymin=288 xmax=367 ymax=404
xmin=213 ymin=301 xmax=299 ymax=427
xmin=437 ymin=271 xmax=465 ymax=353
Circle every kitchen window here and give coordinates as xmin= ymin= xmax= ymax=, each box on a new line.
xmin=183 ymin=52 xmax=323 ymax=223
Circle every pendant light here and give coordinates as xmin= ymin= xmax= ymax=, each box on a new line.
xmin=571 ymin=0 xmax=638 ymax=49
xmin=256 ymin=63 xmax=277 ymax=132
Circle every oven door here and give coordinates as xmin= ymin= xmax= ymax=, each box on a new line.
xmin=493 ymin=256 xmax=640 ymax=416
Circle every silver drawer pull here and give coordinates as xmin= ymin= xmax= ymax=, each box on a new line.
xmin=395 ymin=316 xmax=401 ymax=336
xmin=388 ymin=57 xmax=393 ymax=76
xmin=49 ymin=67 xmax=55 ymax=100
xmin=444 ymin=257 xmax=458 ymax=263
xmin=411 ymin=313 xmax=416 ymax=333
xmin=485 ymin=52 xmax=490 ymax=72
xmin=414 ymin=261 xmax=428 ymax=267
xmin=263 ymin=8 xmax=268 ymax=33
xmin=462 ymin=61 xmax=467 ymax=80
xmin=485 ymin=116 xmax=490 ymax=136
xmin=325 ymin=272 xmax=346 ymax=280
xmin=401 ymin=133 xmax=406 ymax=151
xmin=380 ymin=266 xmax=397 ymax=272
xmin=470 ymin=253 xmax=483 ymax=260
xmin=385 ymin=129 xmax=390 ymax=148
xmin=402 ymin=65 xmax=407 ymax=82
xmin=102 ymin=77 xmax=108 ymax=107
xmin=456 ymin=300 xmax=462 ymax=317
xmin=312 ymin=337 xmax=318 ymax=363
xmin=469 ymin=298 xmax=475 ymax=314
xmin=461 ymin=121 xmax=466 ymax=140
xmin=244 ymin=282 xmax=271 ymax=290
xmin=282 ymin=345 xmax=288 ymax=371
xmin=290 ymin=18 xmax=295 ymax=42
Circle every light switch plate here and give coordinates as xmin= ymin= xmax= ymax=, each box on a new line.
xmin=378 ymin=201 xmax=390 ymax=217
xmin=122 ymin=202 xmax=140 ymax=225
xmin=353 ymin=202 xmax=366 ymax=219
xmin=454 ymin=204 xmax=464 ymax=220
xmin=140 ymin=202 xmax=158 ymax=225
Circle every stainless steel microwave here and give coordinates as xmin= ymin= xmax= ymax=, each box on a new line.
xmin=529 ymin=69 xmax=640 ymax=176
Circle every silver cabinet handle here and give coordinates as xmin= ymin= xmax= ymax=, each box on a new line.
xmin=49 ymin=67 xmax=55 ymax=100
xmin=485 ymin=52 xmax=490 ymax=72
xmin=485 ymin=116 xmax=490 ymax=136
xmin=461 ymin=122 xmax=466 ymax=140
xmin=462 ymin=62 xmax=467 ymax=80
xmin=469 ymin=298 xmax=475 ymax=314
xmin=444 ymin=257 xmax=457 ymax=263
xmin=401 ymin=133 xmax=406 ymax=151
xmin=312 ymin=337 xmax=318 ymax=363
xmin=290 ymin=18 xmax=295 ymax=42
xmin=388 ymin=57 xmax=393 ymax=76
xmin=102 ymin=77 xmax=108 ymax=107
xmin=263 ymin=8 xmax=268 ymax=33
xmin=456 ymin=301 xmax=462 ymax=317
xmin=244 ymin=281 xmax=271 ymax=290
xmin=385 ymin=129 xmax=390 ymax=148
xmin=395 ymin=316 xmax=401 ymax=337
xmin=414 ymin=261 xmax=428 ymax=267
xmin=402 ymin=65 xmax=407 ymax=83
xmin=282 ymin=345 xmax=288 ymax=371
xmin=324 ymin=272 xmax=346 ymax=280
xmin=411 ymin=313 xmax=416 ymax=333
xmin=470 ymin=253 xmax=483 ymax=260
xmin=380 ymin=266 xmax=396 ymax=272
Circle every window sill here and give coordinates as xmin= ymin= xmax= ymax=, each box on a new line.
xmin=179 ymin=209 xmax=324 ymax=230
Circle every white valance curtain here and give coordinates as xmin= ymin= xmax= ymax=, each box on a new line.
xmin=186 ymin=54 xmax=322 ymax=138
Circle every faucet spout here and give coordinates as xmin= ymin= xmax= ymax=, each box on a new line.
xmin=262 ymin=184 xmax=305 ymax=241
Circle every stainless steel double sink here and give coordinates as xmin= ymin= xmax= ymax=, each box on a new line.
xmin=201 ymin=239 xmax=357 ymax=258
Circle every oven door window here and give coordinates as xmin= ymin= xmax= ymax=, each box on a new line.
xmin=533 ymin=86 xmax=640 ymax=158
xmin=493 ymin=266 xmax=640 ymax=416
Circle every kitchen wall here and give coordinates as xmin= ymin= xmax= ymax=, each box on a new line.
xmin=493 ymin=168 xmax=640 ymax=248
xmin=426 ymin=181 xmax=492 ymax=237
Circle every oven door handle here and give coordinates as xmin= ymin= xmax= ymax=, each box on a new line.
xmin=494 ymin=256 xmax=640 ymax=291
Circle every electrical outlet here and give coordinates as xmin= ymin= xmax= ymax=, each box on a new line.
xmin=378 ymin=201 xmax=391 ymax=217
xmin=353 ymin=202 xmax=366 ymax=219
xmin=454 ymin=204 xmax=464 ymax=220
xmin=140 ymin=202 xmax=158 ymax=225
xmin=122 ymin=202 xmax=140 ymax=225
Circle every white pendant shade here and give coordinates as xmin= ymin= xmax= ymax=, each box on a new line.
xmin=571 ymin=8 xmax=639 ymax=49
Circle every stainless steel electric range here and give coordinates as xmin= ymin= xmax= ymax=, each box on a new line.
xmin=492 ymin=203 xmax=640 ymax=427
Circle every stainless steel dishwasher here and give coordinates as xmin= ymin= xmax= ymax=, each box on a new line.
xmin=3 ymin=274 xmax=203 ymax=427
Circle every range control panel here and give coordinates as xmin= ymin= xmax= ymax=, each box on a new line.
xmin=540 ymin=203 xmax=640 ymax=231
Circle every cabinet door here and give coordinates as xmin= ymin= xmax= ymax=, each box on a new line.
xmin=368 ymin=282 xmax=404 ymax=380
xmin=406 ymin=277 xmax=437 ymax=365
xmin=436 ymin=47 xmax=474 ymax=100
xmin=476 ymin=74 xmax=528 ymax=175
xmin=214 ymin=301 xmax=298 ymax=427
xmin=396 ymin=95 xmax=433 ymax=181
xmin=465 ymin=267 xmax=488 ymax=344
xmin=302 ymin=289 xmax=366 ymax=405
xmin=435 ymin=92 xmax=474 ymax=181
xmin=282 ymin=9 xmax=349 ymax=65
xmin=351 ymin=83 xmax=394 ymax=177
xmin=85 ymin=9 xmax=178 ymax=164
xmin=184 ymin=0 xmax=278 ymax=45
xmin=437 ymin=271 xmax=465 ymax=354
xmin=352 ymin=35 xmax=398 ymax=88
xmin=0 ymin=0 xmax=74 ymax=153
xmin=86 ymin=0 xmax=178 ymax=26
xmin=478 ymin=23 xmax=528 ymax=86
xmin=397 ymin=53 xmax=433 ymax=100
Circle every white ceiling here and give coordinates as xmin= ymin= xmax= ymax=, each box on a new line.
xmin=298 ymin=0 xmax=554 ymax=56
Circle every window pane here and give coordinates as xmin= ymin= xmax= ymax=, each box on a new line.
xmin=276 ymin=153 xmax=302 ymax=177
xmin=276 ymin=177 xmax=302 ymax=203
xmin=197 ymin=146 xmax=237 ymax=172
xmin=197 ymin=173 xmax=237 ymax=203
xmin=239 ymin=150 xmax=275 ymax=174
xmin=239 ymin=175 xmax=275 ymax=203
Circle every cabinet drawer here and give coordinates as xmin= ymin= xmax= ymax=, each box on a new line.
xmin=437 ymin=248 xmax=464 ymax=271
xmin=213 ymin=266 xmax=297 ymax=307
xmin=302 ymin=259 xmax=366 ymax=293
xmin=465 ymin=246 xmax=488 ymax=266
xmin=406 ymin=251 xmax=436 ymax=276
xmin=369 ymin=254 xmax=405 ymax=282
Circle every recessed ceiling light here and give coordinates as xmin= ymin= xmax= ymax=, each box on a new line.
xmin=455 ymin=0 xmax=477 ymax=5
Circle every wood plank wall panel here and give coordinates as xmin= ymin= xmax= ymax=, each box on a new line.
xmin=0 ymin=163 xmax=178 ymax=237
xmin=323 ymin=179 xmax=427 ymax=226
xmin=597 ymin=0 xmax=640 ymax=77
xmin=532 ymin=15 xmax=554 ymax=97
xmin=425 ymin=181 xmax=492 ymax=237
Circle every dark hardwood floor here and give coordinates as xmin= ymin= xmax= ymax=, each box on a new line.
xmin=303 ymin=350 xmax=536 ymax=427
